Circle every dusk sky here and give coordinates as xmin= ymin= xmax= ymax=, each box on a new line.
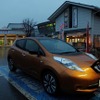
xmin=0 ymin=0 xmax=100 ymax=28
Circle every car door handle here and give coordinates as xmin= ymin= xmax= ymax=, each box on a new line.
xmin=22 ymin=53 xmax=26 ymax=56
xmin=12 ymin=49 xmax=15 ymax=52
xmin=40 ymin=60 xmax=43 ymax=63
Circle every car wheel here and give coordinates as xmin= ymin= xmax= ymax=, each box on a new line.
xmin=42 ymin=71 xmax=58 ymax=95
xmin=8 ymin=58 xmax=16 ymax=72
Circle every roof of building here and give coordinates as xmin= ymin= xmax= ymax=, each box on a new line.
xmin=48 ymin=1 xmax=100 ymax=21
xmin=37 ymin=21 xmax=54 ymax=26
xmin=7 ymin=23 xmax=24 ymax=30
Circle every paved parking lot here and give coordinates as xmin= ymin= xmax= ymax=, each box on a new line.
xmin=0 ymin=66 xmax=95 ymax=100
xmin=0 ymin=76 xmax=28 ymax=100
xmin=0 ymin=47 xmax=28 ymax=100
xmin=0 ymin=47 xmax=100 ymax=100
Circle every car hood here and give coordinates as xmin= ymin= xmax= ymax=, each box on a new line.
xmin=53 ymin=53 xmax=97 ymax=69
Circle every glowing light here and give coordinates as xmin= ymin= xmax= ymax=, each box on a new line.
xmin=83 ymin=68 xmax=90 ymax=72
xmin=78 ymin=74 xmax=87 ymax=77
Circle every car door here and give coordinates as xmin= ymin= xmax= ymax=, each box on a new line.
xmin=12 ymin=39 xmax=26 ymax=69
xmin=21 ymin=39 xmax=44 ymax=77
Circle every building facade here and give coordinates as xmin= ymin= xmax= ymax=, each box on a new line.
xmin=37 ymin=21 xmax=55 ymax=37
xmin=0 ymin=23 xmax=25 ymax=47
xmin=48 ymin=1 xmax=100 ymax=51
xmin=0 ymin=23 xmax=40 ymax=47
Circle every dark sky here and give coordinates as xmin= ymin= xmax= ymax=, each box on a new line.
xmin=0 ymin=0 xmax=100 ymax=28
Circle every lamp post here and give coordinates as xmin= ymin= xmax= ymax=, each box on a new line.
xmin=86 ymin=22 xmax=89 ymax=53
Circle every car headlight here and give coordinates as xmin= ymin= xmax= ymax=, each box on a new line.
xmin=85 ymin=53 xmax=98 ymax=60
xmin=53 ymin=56 xmax=84 ymax=72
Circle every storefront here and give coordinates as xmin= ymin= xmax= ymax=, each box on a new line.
xmin=66 ymin=34 xmax=86 ymax=51
xmin=65 ymin=31 xmax=91 ymax=51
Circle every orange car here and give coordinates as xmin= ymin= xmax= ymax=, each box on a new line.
xmin=7 ymin=37 xmax=100 ymax=95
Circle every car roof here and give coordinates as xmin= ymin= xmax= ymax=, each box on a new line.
xmin=26 ymin=36 xmax=54 ymax=40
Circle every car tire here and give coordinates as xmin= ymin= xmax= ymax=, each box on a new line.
xmin=8 ymin=58 xmax=16 ymax=72
xmin=42 ymin=71 xmax=59 ymax=95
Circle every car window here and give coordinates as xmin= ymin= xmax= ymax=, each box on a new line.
xmin=16 ymin=39 xmax=26 ymax=49
xmin=25 ymin=39 xmax=39 ymax=52
xmin=39 ymin=39 xmax=78 ymax=54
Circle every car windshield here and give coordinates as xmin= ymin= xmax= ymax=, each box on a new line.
xmin=39 ymin=39 xmax=78 ymax=54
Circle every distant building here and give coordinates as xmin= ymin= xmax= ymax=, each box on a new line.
xmin=0 ymin=23 xmax=40 ymax=47
xmin=0 ymin=23 xmax=25 ymax=47
xmin=37 ymin=21 xmax=55 ymax=37
xmin=7 ymin=23 xmax=24 ymax=30
xmin=32 ymin=25 xmax=40 ymax=37
xmin=48 ymin=1 xmax=100 ymax=51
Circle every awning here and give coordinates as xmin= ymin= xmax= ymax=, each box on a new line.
xmin=64 ymin=27 xmax=91 ymax=34
xmin=66 ymin=32 xmax=84 ymax=37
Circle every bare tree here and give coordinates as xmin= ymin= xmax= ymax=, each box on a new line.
xmin=22 ymin=18 xmax=36 ymax=37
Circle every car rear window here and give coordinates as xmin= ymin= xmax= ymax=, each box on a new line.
xmin=16 ymin=39 xmax=26 ymax=49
